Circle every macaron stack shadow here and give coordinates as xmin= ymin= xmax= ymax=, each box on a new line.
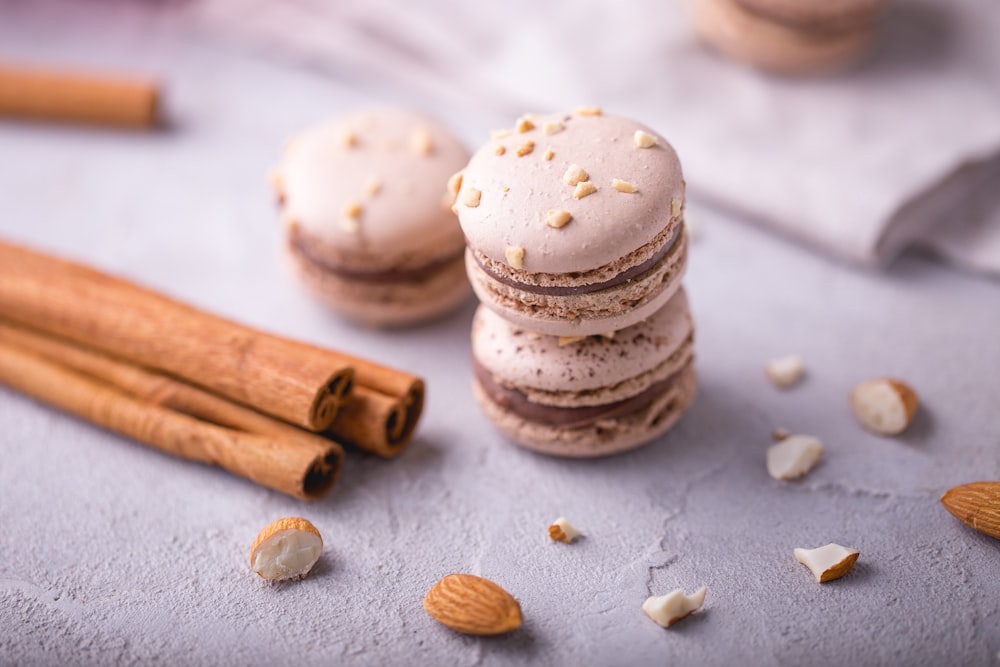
xmin=690 ymin=0 xmax=890 ymax=74
xmin=454 ymin=108 xmax=697 ymax=457
xmin=272 ymin=109 xmax=473 ymax=328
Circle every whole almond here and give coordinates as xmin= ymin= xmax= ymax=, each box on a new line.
xmin=423 ymin=574 xmax=523 ymax=636
xmin=941 ymin=481 xmax=1000 ymax=540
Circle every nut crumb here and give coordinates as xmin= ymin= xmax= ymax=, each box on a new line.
xmin=575 ymin=105 xmax=603 ymax=116
xmin=612 ymin=178 xmax=638 ymax=193
xmin=849 ymin=378 xmax=918 ymax=436
xmin=365 ymin=179 xmax=382 ymax=196
xmin=447 ymin=171 xmax=464 ymax=197
xmin=343 ymin=201 xmax=362 ymax=219
xmin=283 ymin=215 xmax=299 ymax=232
xmin=410 ymin=127 xmax=433 ymax=155
xmin=600 ymin=331 xmax=615 ymax=340
xmin=548 ymin=517 xmax=581 ymax=543
xmin=546 ymin=209 xmax=572 ymax=229
xmin=505 ymin=246 xmax=525 ymax=269
xmin=794 ymin=544 xmax=859 ymax=583
xmin=767 ymin=434 xmax=823 ymax=480
xmin=544 ymin=149 xmax=555 ymax=160
xmin=502 ymin=185 xmax=510 ymax=193
xmin=772 ymin=427 xmax=791 ymax=441
xmin=558 ymin=335 xmax=587 ymax=346
xmin=642 ymin=588 xmax=707 ymax=628
xmin=765 ymin=355 xmax=805 ymax=388
xmin=634 ymin=130 xmax=658 ymax=148
xmin=671 ymin=197 xmax=683 ymax=217
xmin=573 ymin=181 xmax=597 ymax=199
xmin=495 ymin=145 xmax=507 ymax=156
xmin=515 ymin=115 xmax=536 ymax=133
xmin=516 ymin=141 xmax=535 ymax=157
xmin=462 ymin=188 xmax=482 ymax=208
xmin=543 ymin=121 xmax=564 ymax=134
xmin=339 ymin=130 xmax=358 ymax=148
xmin=563 ymin=164 xmax=589 ymax=186
xmin=526 ymin=331 xmax=542 ymax=340
xmin=491 ymin=128 xmax=512 ymax=140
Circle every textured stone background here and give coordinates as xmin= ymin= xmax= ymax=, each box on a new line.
xmin=1 ymin=3 xmax=998 ymax=665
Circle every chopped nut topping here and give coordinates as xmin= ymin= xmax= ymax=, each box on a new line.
xmin=671 ymin=197 xmax=683 ymax=217
xmin=634 ymin=130 xmax=657 ymax=148
xmin=340 ymin=217 xmax=360 ymax=233
xmin=343 ymin=201 xmax=362 ymax=219
xmin=515 ymin=115 xmax=536 ymax=133
xmin=365 ymin=179 xmax=382 ymax=196
xmin=283 ymin=215 xmax=299 ymax=231
xmin=516 ymin=141 xmax=535 ymax=157
xmin=526 ymin=331 xmax=542 ymax=340
xmin=546 ymin=209 xmax=573 ymax=229
xmin=495 ymin=145 xmax=507 ymax=156
xmin=268 ymin=168 xmax=283 ymax=191
xmin=772 ymin=427 xmax=791 ymax=441
xmin=575 ymin=106 xmax=603 ymax=116
xmin=491 ymin=128 xmax=512 ymax=140
xmin=548 ymin=517 xmax=581 ymax=543
xmin=850 ymin=378 xmax=919 ymax=436
xmin=544 ymin=149 xmax=555 ymax=160
xmin=462 ymin=188 xmax=482 ymax=208
xmin=558 ymin=335 xmax=586 ymax=346
xmin=410 ymin=127 xmax=434 ymax=155
xmin=447 ymin=171 xmax=464 ymax=196
xmin=502 ymin=185 xmax=510 ymax=193
xmin=339 ymin=131 xmax=358 ymax=148
xmin=505 ymin=246 xmax=525 ymax=269
xmin=573 ymin=181 xmax=597 ymax=199
xmin=612 ymin=178 xmax=638 ymax=193
xmin=563 ymin=164 xmax=589 ymax=186
xmin=600 ymin=331 xmax=616 ymax=340
xmin=543 ymin=121 xmax=564 ymax=134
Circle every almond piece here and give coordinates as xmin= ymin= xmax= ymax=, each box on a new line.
xmin=505 ymin=246 xmax=525 ymax=269
xmin=767 ymin=435 xmax=823 ymax=480
xmin=642 ymin=588 xmax=707 ymax=627
xmin=424 ymin=574 xmax=523 ymax=636
xmin=794 ymin=544 xmax=859 ymax=583
xmin=548 ymin=517 xmax=581 ymax=543
xmin=546 ymin=209 xmax=572 ymax=229
xmin=849 ymin=378 xmax=918 ymax=435
xmin=765 ymin=354 xmax=805 ymax=388
xmin=634 ymin=130 xmax=657 ymax=148
xmin=249 ymin=517 xmax=323 ymax=581
xmin=941 ymin=482 xmax=1000 ymax=540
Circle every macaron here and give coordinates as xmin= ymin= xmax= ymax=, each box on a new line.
xmin=454 ymin=109 xmax=687 ymax=337
xmin=274 ymin=109 xmax=472 ymax=327
xmin=691 ymin=0 xmax=886 ymax=74
xmin=471 ymin=288 xmax=697 ymax=457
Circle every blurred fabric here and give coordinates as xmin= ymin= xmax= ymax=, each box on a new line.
xmin=188 ymin=0 xmax=1000 ymax=277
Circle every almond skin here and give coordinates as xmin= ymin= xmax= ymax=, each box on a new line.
xmin=423 ymin=574 xmax=523 ymax=636
xmin=941 ymin=482 xmax=1000 ymax=540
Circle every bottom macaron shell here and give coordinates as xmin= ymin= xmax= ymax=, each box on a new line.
xmin=467 ymin=229 xmax=687 ymax=338
xmin=473 ymin=362 xmax=698 ymax=458
xmin=287 ymin=241 xmax=472 ymax=328
xmin=692 ymin=0 xmax=875 ymax=74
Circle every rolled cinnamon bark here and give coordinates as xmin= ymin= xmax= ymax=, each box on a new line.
xmin=0 ymin=63 xmax=159 ymax=128
xmin=0 ymin=342 xmax=341 ymax=500
xmin=0 ymin=240 xmax=354 ymax=432
xmin=0 ymin=319 xmax=344 ymax=497
xmin=327 ymin=379 xmax=424 ymax=458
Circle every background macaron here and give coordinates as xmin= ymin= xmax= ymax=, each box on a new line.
xmin=454 ymin=109 xmax=687 ymax=337
xmin=274 ymin=108 xmax=472 ymax=327
xmin=691 ymin=0 xmax=885 ymax=74
xmin=471 ymin=288 xmax=697 ymax=457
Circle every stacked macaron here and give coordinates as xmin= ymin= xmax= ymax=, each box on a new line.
xmin=453 ymin=108 xmax=697 ymax=457
xmin=273 ymin=109 xmax=472 ymax=327
xmin=691 ymin=0 xmax=889 ymax=74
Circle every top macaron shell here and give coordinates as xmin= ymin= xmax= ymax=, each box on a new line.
xmin=278 ymin=109 xmax=470 ymax=272
xmin=734 ymin=0 xmax=887 ymax=28
xmin=455 ymin=112 xmax=684 ymax=275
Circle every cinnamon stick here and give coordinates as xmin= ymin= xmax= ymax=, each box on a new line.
xmin=0 ymin=319 xmax=344 ymax=483
xmin=0 ymin=63 xmax=160 ymax=128
xmin=0 ymin=240 xmax=354 ymax=432
xmin=0 ymin=342 xmax=341 ymax=500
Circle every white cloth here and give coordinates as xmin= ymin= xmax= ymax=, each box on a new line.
xmin=191 ymin=0 xmax=1000 ymax=276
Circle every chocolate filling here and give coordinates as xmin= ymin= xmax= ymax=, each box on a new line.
xmin=473 ymin=359 xmax=682 ymax=429
xmin=290 ymin=229 xmax=464 ymax=285
xmin=472 ymin=224 xmax=681 ymax=296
